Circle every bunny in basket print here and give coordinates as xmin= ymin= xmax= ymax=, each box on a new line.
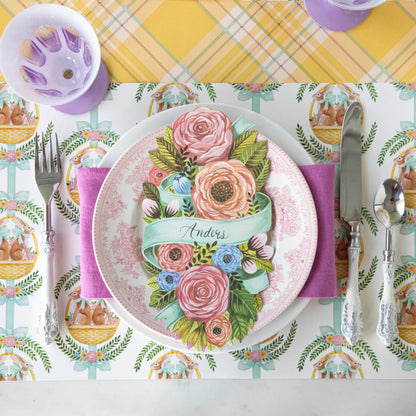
xmin=311 ymin=84 xmax=360 ymax=128
xmin=140 ymin=106 xmax=276 ymax=351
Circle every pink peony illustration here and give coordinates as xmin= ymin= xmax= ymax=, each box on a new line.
xmin=148 ymin=166 xmax=169 ymax=186
xmin=4 ymin=336 xmax=15 ymax=348
xmin=249 ymin=83 xmax=261 ymax=93
xmin=86 ymin=351 xmax=97 ymax=363
xmin=157 ymin=243 xmax=194 ymax=273
xmin=192 ymin=159 xmax=256 ymax=220
xmin=89 ymin=130 xmax=100 ymax=141
xmin=205 ymin=315 xmax=232 ymax=347
xmin=176 ymin=265 xmax=229 ymax=321
xmin=330 ymin=150 xmax=340 ymax=162
xmin=5 ymin=200 xmax=17 ymax=211
xmin=4 ymin=286 xmax=15 ymax=298
xmin=333 ymin=335 xmax=344 ymax=346
xmin=5 ymin=151 xmax=16 ymax=162
xmin=250 ymin=350 xmax=261 ymax=362
xmin=172 ymin=107 xmax=234 ymax=165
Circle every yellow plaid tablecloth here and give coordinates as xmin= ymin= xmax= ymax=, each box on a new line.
xmin=0 ymin=0 xmax=415 ymax=83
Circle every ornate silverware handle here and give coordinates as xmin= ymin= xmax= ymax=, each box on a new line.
xmin=341 ymin=222 xmax=363 ymax=345
xmin=377 ymin=250 xmax=398 ymax=346
xmin=37 ymin=229 xmax=59 ymax=344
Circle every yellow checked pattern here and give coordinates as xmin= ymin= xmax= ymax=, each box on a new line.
xmin=0 ymin=1 xmax=415 ymax=84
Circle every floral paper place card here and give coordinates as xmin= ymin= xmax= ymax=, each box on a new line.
xmin=93 ymin=105 xmax=317 ymax=352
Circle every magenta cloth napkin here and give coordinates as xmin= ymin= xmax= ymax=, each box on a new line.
xmin=298 ymin=163 xmax=336 ymax=298
xmin=78 ymin=167 xmax=112 ymax=299
xmin=77 ymin=164 xmax=337 ymax=300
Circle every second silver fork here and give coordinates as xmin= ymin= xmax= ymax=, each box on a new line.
xmin=35 ymin=133 xmax=61 ymax=344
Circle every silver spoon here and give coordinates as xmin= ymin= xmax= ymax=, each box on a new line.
xmin=373 ymin=178 xmax=405 ymax=346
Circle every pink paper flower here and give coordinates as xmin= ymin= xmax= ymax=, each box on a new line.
xmin=142 ymin=198 xmax=160 ymax=218
xmin=148 ymin=166 xmax=169 ymax=186
xmin=176 ymin=265 xmax=229 ymax=321
xmin=250 ymin=350 xmax=261 ymax=362
xmin=4 ymin=336 xmax=15 ymax=347
xmin=243 ymin=233 xmax=274 ymax=273
xmin=89 ymin=130 xmax=100 ymax=140
xmin=5 ymin=200 xmax=17 ymax=211
xmin=412 ymin=216 xmax=416 ymax=227
xmin=205 ymin=315 xmax=232 ymax=347
xmin=5 ymin=151 xmax=16 ymax=162
xmin=192 ymin=159 xmax=256 ymax=220
xmin=157 ymin=243 xmax=194 ymax=273
xmin=172 ymin=107 xmax=234 ymax=165
xmin=86 ymin=351 xmax=97 ymax=363
xmin=4 ymin=286 xmax=15 ymax=298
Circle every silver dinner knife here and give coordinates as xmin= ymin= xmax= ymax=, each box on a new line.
xmin=340 ymin=101 xmax=363 ymax=346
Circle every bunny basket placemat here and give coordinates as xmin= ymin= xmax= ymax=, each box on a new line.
xmin=1 ymin=82 xmax=416 ymax=381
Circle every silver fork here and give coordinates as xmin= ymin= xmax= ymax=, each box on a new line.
xmin=35 ymin=132 xmax=61 ymax=344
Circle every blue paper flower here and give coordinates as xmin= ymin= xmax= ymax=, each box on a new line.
xmin=172 ymin=174 xmax=191 ymax=195
xmin=212 ymin=245 xmax=242 ymax=273
xmin=157 ymin=270 xmax=182 ymax=291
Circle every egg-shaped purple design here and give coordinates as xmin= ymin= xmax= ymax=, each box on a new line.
xmin=35 ymin=25 xmax=62 ymax=53
xmin=20 ymin=66 xmax=47 ymax=86
xmin=62 ymin=26 xmax=81 ymax=53
xmin=19 ymin=40 xmax=46 ymax=67
xmin=83 ymin=43 xmax=92 ymax=67
xmin=34 ymin=88 xmax=63 ymax=97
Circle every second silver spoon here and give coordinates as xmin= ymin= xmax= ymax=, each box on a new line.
xmin=373 ymin=178 xmax=405 ymax=346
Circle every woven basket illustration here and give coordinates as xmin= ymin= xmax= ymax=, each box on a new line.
xmin=0 ymin=104 xmax=39 ymax=145
xmin=311 ymin=125 xmax=342 ymax=145
xmin=335 ymin=237 xmax=364 ymax=280
xmin=0 ymin=260 xmax=36 ymax=281
xmin=0 ymin=217 xmax=38 ymax=280
xmin=68 ymin=189 xmax=80 ymax=206
xmin=404 ymin=191 xmax=416 ymax=210
xmin=65 ymin=298 xmax=120 ymax=345
xmin=390 ymin=147 xmax=416 ymax=209
xmin=336 ymin=261 xmax=348 ymax=280
xmin=67 ymin=323 xmax=119 ymax=345
xmin=398 ymin=325 xmax=416 ymax=345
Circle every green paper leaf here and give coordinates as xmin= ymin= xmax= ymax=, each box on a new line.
xmin=244 ymin=254 xmax=273 ymax=273
xmin=237 ymin=141 xmax=268 ymax=170
xmin=147 ymin=276 xmax=159 ymax=289
xmin=164 ymin=126 xmax=173 ymax=143
xmin=156 ymin=137 xmax=182 ymax=169
xmin=143 ymin=260 xmax=162 ymax=275
xmin=143 ymin=182 xmax=160 ymax=202
xmin=149 ymin=289 xmax=176 ymax=309
xmin=148 ymin=151 xmax=178 ymax=174
xmin=229 ymin=313 xmax=252 ymax=342
xmin=229 ymin=130 xmax=258 ymax=159
xmin=229 ymin=288 xmax=257 ymax=322
xmin=252 ymin=294 xmax=263 ymax=312
xmin=251 ymin=159 xmax=270 ymax=191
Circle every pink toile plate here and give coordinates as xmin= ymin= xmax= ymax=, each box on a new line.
xmin=93 ymin=104 xmax=318 ymax=353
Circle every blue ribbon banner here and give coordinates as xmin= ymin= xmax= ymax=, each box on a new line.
xmin=142 ymin=192 xmax=272 ymax=268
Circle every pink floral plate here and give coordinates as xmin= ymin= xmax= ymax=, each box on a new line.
xmin=93 ymin=104 xmax=317 ymax=353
